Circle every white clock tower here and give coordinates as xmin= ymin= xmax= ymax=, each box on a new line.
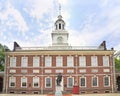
xmin=51 ymin=15 xmax=69 ymax=47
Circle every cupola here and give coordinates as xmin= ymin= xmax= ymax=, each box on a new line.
xmin=55 ymin=15 xmax=65 ymax=31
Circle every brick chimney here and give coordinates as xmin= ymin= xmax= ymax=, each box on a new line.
xmin=13 ymin=42 xmax=21 ymax=51
xmin=99 ymin=41 xmax=107 ymax=50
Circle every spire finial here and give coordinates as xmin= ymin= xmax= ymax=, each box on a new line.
xmin=59 ymin=3 xmax=61 ymax=15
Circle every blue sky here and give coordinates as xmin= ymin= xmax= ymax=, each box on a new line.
xmin=0 ymin=0 xmax=120 ymax=51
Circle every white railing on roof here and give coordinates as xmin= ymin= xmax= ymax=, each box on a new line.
xmin=15 ymin=46 xmax=104 ymax=51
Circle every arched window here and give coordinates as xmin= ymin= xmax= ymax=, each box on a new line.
xmin=59 ymin=23 xmax=61 ymax=29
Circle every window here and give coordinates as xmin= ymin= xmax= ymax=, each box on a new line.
xmin=45 ymin=70 xmax=52 ymax=73
xmin=34 ymin=91 xmax=39 ymax=94
xmin=79 ymin=56 xmax=86 ymax=67
xmin=21 ymin=92 xmax=26 ymax=94
xmin=21 ymin=57 xmax=28 ymax=67
xmin=103 ymin=69 xmax=110 ymax=72
xmin=21 ymin=77 xmax=27 ymax=88
xmin=59 ymin=23 xmax=61 ymax=29
xmin=67 ymin=56 xmax=74 ymax=67
xmin=21 ymin=69 xmax=27 ymax=74
xmin=10 ymin=57 xmax=16 ymax=67
xmin=91 ymin=56 xmax=98 ymax=67
xmin=92 ymin=76 xmax=98 ymax=87
xmin=67 ymin=77 xmax=74 ymax=87
xmin=45 ymin=77 xmax=52 ymax=88
xmin=33 ymin=70 xmax=39 ymax=73
xmin=56 ymin=70 xmax=63 ymax=73
xmin=103 ymin=56 xmax=109 ymax=66
xmin=9 ymin=77 xmax=16 ymax=87
xmin=33 ymin=77 xmax=39 ymax=88
xmin=79 ymin=69 xmax=86 ymax=73
xmin=45 ymin=56 xmax=52 ymax=67
xmin=105 ymin=90 xmax=110 ymax=93
xmin=91 ymin=69 xmax=98 ymax=73
xmin=67 ymin=69 xmax=74 ymax=73
xmin=56 ymin=56 xmax=63 ymax=67
xmin=80 ymin=77 xmax=86 ymax=87
xmin=10 ymin=69 xmax=16 ymax=73
xmin=104 ymin=76 xmax=110 ymax=86
xmin=33 ymin=56 xmax=40 ymax=67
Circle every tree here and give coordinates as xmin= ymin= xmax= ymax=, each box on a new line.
xmin=115 ymin=58 xmax=120 ymax=71
xmin=0 ymin=44 xmax=10 ymax=71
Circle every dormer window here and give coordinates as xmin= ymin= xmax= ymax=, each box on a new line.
xmin=59 ymin=23 xmax=61 ymax=29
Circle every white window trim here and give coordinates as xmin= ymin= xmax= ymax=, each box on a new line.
xmin=91 ymin=56 xmax=98 ymax=67
xmin=33 ymin=56 xmax=40 ymax=67
xmin=80 ymin=77 xmax=86 ymax=87
xmin=104 ymin=76 xmax=110 ymax=87
xmin=21 ymin=77 xmax=27 ymax=88
xmin=103 ymin=56 xmax=109 ymax=67
xmin=45 ymin=56 xmax=52 ymax=67
xmin=33 ymin=69 xmax=39 ymax=73
xmin=10 ymin=57 xmax=16 ymax=67
xmin=79 ymin=69 xmax=86 ymax=73
xmin=45 ymin=77 xmax=52 ymax=88
xmin=79 ymin=56 xmax=86 ymax=67
xmin=9 ymin=77 xmax=16 ymax=87
xmin=67 ymin=56 xmax=74 ymax=67
xmin=67 ymin=77 xmax=74 ymax=88
xmin=56 ymin=56 xmax=63 ymax=67
xmin=10 ymin=69 xmax=16 ymax=73
xmin=92 ymin=76 xmax=99 ymax=87
xmin=21 ymin=57 xmax=28 ymax=67
xmin=33 ymin=77 xmax=39 ymax=88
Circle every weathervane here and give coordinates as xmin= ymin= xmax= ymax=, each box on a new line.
xmin=59 ymin=2 xmax=61 ymax=15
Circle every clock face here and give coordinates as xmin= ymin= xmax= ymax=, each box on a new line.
xmin=57 ymin=36 xmax=63 ymax=43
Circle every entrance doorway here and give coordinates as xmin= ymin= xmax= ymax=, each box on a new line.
xmin=0 ymin=77 xmax=3 ymax=92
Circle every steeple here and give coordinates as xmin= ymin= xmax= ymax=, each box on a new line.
xmin=51 ymin=4 xmax=69 ymax=47
xmin=54 ymin=2 xmax=65 ymax=31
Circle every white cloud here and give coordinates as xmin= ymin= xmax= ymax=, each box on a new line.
xmin=0 ymin=1 xmax=28 ymax=33
xmin=0 ymin=0 xmax=120 ymax=52
xmin=58 ymin=0 xmax=68 ymax=5
xmin=23 ymin=0 xmax=54 ymax=20
xmin=68 ymin=0 xmax=120 ymax=50
xmin=0 ymin=1 xmax=29 ymax=50
xmin=115 ymin=44 xmax=120 ymax=51
xmin=101 ymin=0 xmax=109 ymax=6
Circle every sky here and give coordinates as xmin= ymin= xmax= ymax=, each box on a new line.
xmin=0 ymin=0 xmax=120 ymax=51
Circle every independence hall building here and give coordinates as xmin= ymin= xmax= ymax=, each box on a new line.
xmin=3 ymin=15 xmax=116 ymax=94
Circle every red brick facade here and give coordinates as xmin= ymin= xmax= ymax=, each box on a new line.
xmin=3 ymin=49 xmax=116 ymax=94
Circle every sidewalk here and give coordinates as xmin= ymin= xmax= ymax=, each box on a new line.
xmin=0 ymin=93 xmax=120 ymax=96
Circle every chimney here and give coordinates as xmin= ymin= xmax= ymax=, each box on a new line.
xmin=99 ymin=41 xmax=107 ymax=50
xmin=13 ymin=42 xmax=21 ymax=51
